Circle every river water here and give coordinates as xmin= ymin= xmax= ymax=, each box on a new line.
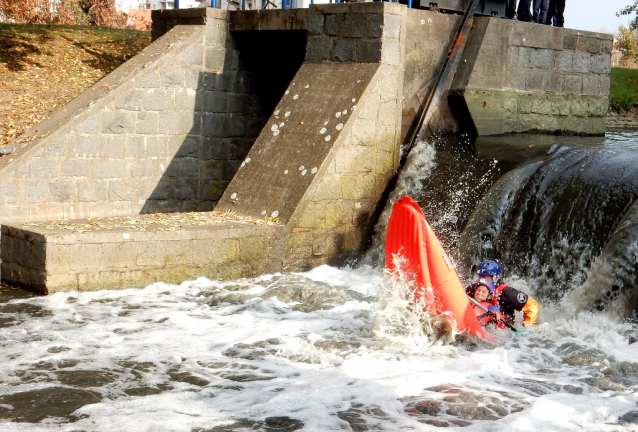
xmin=1 ymin=132 xmax=638 ymax=431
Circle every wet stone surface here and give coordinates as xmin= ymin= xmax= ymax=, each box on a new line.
xmin=194 ymin=416 xmax=303 ymax=431
xmin=336 ymin=404 xmax=389 ymax=431
xmin=0 ymin=387 xmax=102 ymax=423
xmin=403 ymin=384 xmax=526 ymax=427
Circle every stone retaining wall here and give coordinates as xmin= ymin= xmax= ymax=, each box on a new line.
xmin=607 ymin=111 xmax=638 ymax=129
xmin=451 ymin=18 xmax=612 ymax=135
xmin=0 ymin=8 xmax=296 ymax=227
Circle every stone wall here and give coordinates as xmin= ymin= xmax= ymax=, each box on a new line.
xmin=451 ymin=18 xmax=612 ymax=135
xmin=0 ymin=8 xmax=297 ymax=227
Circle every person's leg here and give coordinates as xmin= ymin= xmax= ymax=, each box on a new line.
xmin=532 ymin=0 xmax=541 ymax=22
xmin=516 ymin=0 xmax=533 ymax=22
xmin=544 ymin=0 xmax=555 ymax=25
xmin=538 ymin=0 xmax=549 ymax=24
xmin=555 ymin=0 xmax=565 ymax=27
xmin=506 ymin=0 xmax=518 ymax=19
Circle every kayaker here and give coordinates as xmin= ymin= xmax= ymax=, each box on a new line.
xmin=466 ymin=260 xmax=540 ymax=327
xmin=471 ymin=280 xmax=507 ymax=329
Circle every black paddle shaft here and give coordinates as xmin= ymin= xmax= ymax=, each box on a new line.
xmin=401 ymin=0 xmax=479 ymax=165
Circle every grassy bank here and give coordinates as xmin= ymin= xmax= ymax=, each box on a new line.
xmin=610 ymin=67 xmax=638 ymax=112
xmin=0 ymin=23 xmax=151 ymax=147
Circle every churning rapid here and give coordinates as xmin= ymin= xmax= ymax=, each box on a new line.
xmin=1 ymin=133 xmax=638 ymax=431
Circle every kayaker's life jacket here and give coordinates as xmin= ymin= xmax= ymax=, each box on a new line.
xmin=472 ymin=302 xmax=507 ymax=329
xmin=491 ymin=282 xmax=539 ymax=326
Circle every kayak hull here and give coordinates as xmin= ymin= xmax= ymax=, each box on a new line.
xmin=384 ymin=196 xmax=494 ymax=341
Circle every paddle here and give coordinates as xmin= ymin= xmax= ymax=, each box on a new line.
xmin=467 ymin=296 xmax=532 ymax=335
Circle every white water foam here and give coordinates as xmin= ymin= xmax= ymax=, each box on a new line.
xmin=1 ymin=265 xmax=637 ymax=431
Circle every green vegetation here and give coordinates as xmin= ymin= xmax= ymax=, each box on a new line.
xmin=610 ymin=67 xmax=638 ymax=112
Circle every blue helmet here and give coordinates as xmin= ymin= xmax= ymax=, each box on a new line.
xmin=477 ymin=260 xmax=501 ymax=278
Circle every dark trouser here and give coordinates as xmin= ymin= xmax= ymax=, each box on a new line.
xmin=545 ymin=0 xmax=566 ymax=27
xmin=516 ymin=0 xmax=534 ymax=22
xmin=533 ymin=0 xmax=549 ymax=23
xmin=505 ymin=0 xmax=517 ymax=18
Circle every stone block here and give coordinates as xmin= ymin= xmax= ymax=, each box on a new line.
xmin=206 ymin=47 xmax=226 ymax=70
xmin=114 ymin=91 xmax=143 ymax=111
xmin=183 ymin=112 xmax=201 ymax=135
xmin=0 ymin=181 xmax=19 ymax=202
xmin=563 ymin=33 xmax=577 ymax=50
xmin=591 ymin=54 xmax=611 ymax=74
xmin=203 ymin=114 xmax=224 ymax=138
xmin=92 ymin=160 xmax=129 ymax=179
xmin=507 ymin=46 xmax=519 ymax=67
xmin=563 ymin=74 xmax=583 ymax=95
xmin=102 ymin=112 xmax=136 ymax=134
xmin=101 ymin=241 xmax=137 ymax=269
xmin=47 ymin=137 xmax=67 ymax=157
xmin=126 ymin=136 xmax=146 ymax=158
xmin=200 ymin=179 xmax=228 ymax=200
xmin=517 ymin=94 xmax=533 ymax=114
xmin=308 ymin=14 xmax=324 ymax=35
xmin=185 ymin=69 xmax=202 ymax=90
xmin=143 ymin=89 xmax=174 ymax=111
xmin=147 ymin=136 xmax=169 ymax=158
xmin=518 ymin=47 xmax=533 ymax=68
xmin=200 ymin=160 xmax=226 ymax=179
xmin=74 ymin=115 xmax=101 ymax=134
xmin=531 ymin=96 xmax=552 ymax=115
xmin=543 ymin=71 xmax=563 ymax=93
xmin=175 ymin=88 xmax=198 ymax=111
xmin=364 ymin=13 xmax=383 ymax=38
xmin=525 ymin=70 xmax=544 ymax=91
xmin=137 ymin=71 xmax=161 ymax=89
xmin=533 ymin=48 xmax=555 ymax=69
xmin=555 ymin=50 xmax=573 ymax=72
xmin=160 ymin=68 xmax=186 ymax=88
xmin=239 ymin=235 xmax=269 ymax=262
xmin=357 ymin=41 xmax=382 ymax=63
xmin=61 ymin=160 xmax=90 ymax=178
xmin=383 ymin=13 xmax=402 ymax=39
xmin=158 ymin=112 xmax=186 ymax=135
xmin=343 ymin=14 xmax=365 ymax=38
xmin=601 ymin=39 xmax=613 ymax=54
xmin=587 ymin=37 xmax=601 ymax=54
xmin=28 ymin=159 xmax=59 ymax=178
xmin=180 ymin=157 xmax=199 ymax=177
xmin=331 ymin=39 xmax=357 ymax=63
xmin=192 ymin=237 xmax=238 ymax=265
xmin=106 ymin=136 xmax=125 ymax=159
xmin=506 ymin=68 xmax=526 ymax=90
xmin=203 ymin=138 xmax=229 ymax=160
xmin=107 ymin=179 xmax=137 ymax=201
xmin=177 ymin=43 xmax=204 ymax=67
xmin=229 ymin=93 xmax=256 ymax=114
xmin=305 ymin=36 xmax=331 ymax=62
xmin=325 ymin=14 xmax=344 ymax=35
xmin=77 ymin=180 xmax=108 ymax=202
xmin=172 ymin=135 xmax=200 ymax=158
xmin=70 ymin=136 xmax=106 ymax=158
xmin=573 ymin=52 xmax=591 ymax=73
xmin=23 ymin=180 xmax=48 ymax=203
xmin=172 ymin=178 xmax=198 ymax=200
xmin=570 ymin=99 xmax=589 ymax=117
xmin=576 ymin=35 xmax=588 ymax=52
xmin=49 ymin=180 xmax=73 ymax=203
xmin=381 ymin=39 xmax=400 ymax=66
xmin=204 ymin=91 xmax=228 ymax=113
xmin=136 ymin=111 xmax=159 ymax=135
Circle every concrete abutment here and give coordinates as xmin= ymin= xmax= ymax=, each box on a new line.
xmin=0 ymin=5 xmax=611 ymax=293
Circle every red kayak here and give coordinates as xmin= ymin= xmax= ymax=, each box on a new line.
xmin=384 ymin=196 xmax=495 ymax=342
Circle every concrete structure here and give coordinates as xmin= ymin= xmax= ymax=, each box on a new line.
xmin=0 ymin=5 xmax=612 ymax=293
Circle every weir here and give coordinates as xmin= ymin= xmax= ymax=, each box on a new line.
xmin=0 ymin=4 xmax=612 ymax=294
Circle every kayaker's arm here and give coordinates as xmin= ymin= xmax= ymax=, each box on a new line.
xmin=521 ymin=296 xmax=540 ymax=326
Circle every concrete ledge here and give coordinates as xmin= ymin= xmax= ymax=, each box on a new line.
xmin=1 ymin=213 xmax=286 ymax=293
xmin=229 ymin=9 xmax=309 ymax=31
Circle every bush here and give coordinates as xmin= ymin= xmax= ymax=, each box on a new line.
xmin=616 ymin=25 xmax=638 ymax=66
